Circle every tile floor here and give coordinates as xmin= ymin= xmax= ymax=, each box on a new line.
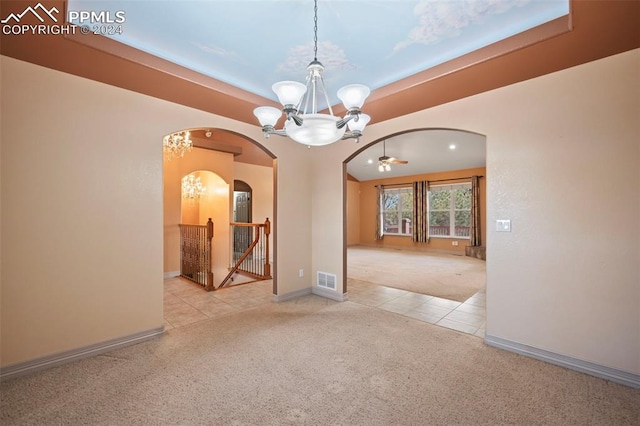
xmin=163 ymin=277 xmax=274 ymax=330
xmin=164 ymin=276 xmax=486 ymax=338
xmin=347 ymin=280 xmax=486 ymax=337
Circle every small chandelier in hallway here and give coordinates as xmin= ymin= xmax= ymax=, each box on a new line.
xmin=253 ymin=0 xmax=370 ymax=147
xmin=182 ymin=173 xmax=206 ymax=199
xmin=163 ymin=131 xmax=193 ymax=160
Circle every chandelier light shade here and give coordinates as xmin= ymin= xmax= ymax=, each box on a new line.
xmin=272 ymin=81 xmax=307 ymax=107
xmin=182 ymin=173 xmax=207 ymax=199
xmin=163 ymin=130 xmax=193 ymax=160
xmin=253 ymin=0 xmax=371 ymax=147
xmin=337 ymin=84 xmax=370 ymax=109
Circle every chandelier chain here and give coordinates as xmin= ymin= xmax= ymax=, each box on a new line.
xmin=313 ymin=0 xmax=318 ymax=61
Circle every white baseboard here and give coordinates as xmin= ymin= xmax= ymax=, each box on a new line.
xmin=272 ymin=288 xmax=312 ymax=302
xmin=485 ymin=334 xmax=639 ymax=389
xmin=312 ymin=286 xmax=348 ymax=302
xmin=272 ymin=287 xmax=348 ymax=302
xmin=0 ymin=326 xmax=164 ymax=381
xmin=164 ymin=271 xmax=180 ymax=279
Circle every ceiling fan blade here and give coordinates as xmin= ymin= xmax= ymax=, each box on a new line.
xmin=389 ymin=157 xmax=408 ymax=164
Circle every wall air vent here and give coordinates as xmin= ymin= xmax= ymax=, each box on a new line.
xmin=317 ymin=271 xmax=337 ymax=291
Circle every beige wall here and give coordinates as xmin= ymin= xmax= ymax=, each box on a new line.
xmin=312 ymin=49 xmax=639 ymax=374
xmin=0 ymin=56 xmax=313 ymax=367
xmin=180 ymin=187 xmax=200 ymax=225
xmin=233 ymin=162 xmax=274 ymax=263
xmin=346 ymin=180 xmax=360 ymax=246
xmin=353 ymin=167 xmax=486 ymax=254
xmin=2 ymin=50 xmax=637 ymax=377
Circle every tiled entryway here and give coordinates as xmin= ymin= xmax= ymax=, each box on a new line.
xmin=163 ymin=277 xmax=273 ymax=330
xmin=164 ymin=277 xmax=485 ymax=338
xmin=347 ymin=280 xmax=486 ymax=338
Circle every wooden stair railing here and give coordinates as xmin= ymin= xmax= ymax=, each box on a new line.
xmin=218 ymin=218 xmax=271 ymax=289
xmin=179 ymin=218 xmax=214 ymax=291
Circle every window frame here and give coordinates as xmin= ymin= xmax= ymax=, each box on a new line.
xmin=428 ymin=182 xmax=472 ymax=239
xmin=380 ymin=186 xmax=413 ymax=237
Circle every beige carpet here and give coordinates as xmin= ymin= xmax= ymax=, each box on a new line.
xmin=2 ymin=295 xmax=638 ymax=425
xmin=348 ymin=246 xmax=486 ymax=302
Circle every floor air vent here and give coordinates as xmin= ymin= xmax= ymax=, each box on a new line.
xmin=317 ymin=271 xmax=337 ymax=291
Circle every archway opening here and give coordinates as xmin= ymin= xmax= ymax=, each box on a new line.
xmin=162 ymin=127 xmax=277 ymax=330
xmin=344 ymin=128 xmax=487 ymax=337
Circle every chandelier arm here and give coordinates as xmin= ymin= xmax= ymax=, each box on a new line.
xmin=261 ymin=126 xmax=288 ymax=138
xmin=310 ymin=73 xmax=318 ymax=114
xmin=287 ymin=112 xmax=304 ymax=126
xmin=336 ymin=114 xmax=355 ymax=129
xmin=342 ymin=130 xmax=362 ymax=141
xmin=301 ymin=75 xmax=313 ymax=115
xmin=318 ymin=73 xmax=334 ymax=117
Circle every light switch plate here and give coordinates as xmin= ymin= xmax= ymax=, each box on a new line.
xmin=496 ymin=219 xmax=511 ymax=232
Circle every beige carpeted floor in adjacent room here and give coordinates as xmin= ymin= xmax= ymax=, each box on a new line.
xmin=2 ymin=295 xmax=638 ymax=425
xmin=348 ymin=246 xmax=486 ymax=302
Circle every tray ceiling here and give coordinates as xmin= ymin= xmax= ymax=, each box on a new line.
xmin=67 ymin=0 xmax=570 ymax=109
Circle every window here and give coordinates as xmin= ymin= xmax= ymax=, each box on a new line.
xmin=428 ymin=183 xmax=472 ymax=238
xmin=381 ymin=187 xmax=413 ymax=236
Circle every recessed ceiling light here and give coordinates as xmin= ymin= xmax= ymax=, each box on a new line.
xmin=367 ymin=159 xmax=373 ymax=164
xmin=449 ymin=144 xmax=456 ymax=150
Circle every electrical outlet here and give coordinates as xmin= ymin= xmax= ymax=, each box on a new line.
xmin=452 ymin=241 xmax=459 ymax=246
xmin=299 ymin=269 xmax=304 ymax=277
xmin=496 ymin=219 xmax=511 ymax=232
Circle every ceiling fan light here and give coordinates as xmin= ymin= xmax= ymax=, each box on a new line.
xmin=378 ymin=164 xmax=384 ymax=172
xmin=337 ymin=84 xmax=370 ymax=109
xmin=272 ymin=81 xmax=307 ymax=107
xmin=347 ymin=113 xmax=370 ymax=132
xmin=385 ymin=163 xmax=391 ymax=171
xmin=253 ymin=106 xmax=282 ymax=127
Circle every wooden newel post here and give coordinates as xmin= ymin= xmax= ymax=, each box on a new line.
xmin=207 ymin=218 xmax=214 ymax=239
xmin=264 ymin=218 xmax=271 ymax=277
xmin=205 ymin=218 xmax=214 ymax=291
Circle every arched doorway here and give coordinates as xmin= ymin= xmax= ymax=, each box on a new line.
xmin=343 ymin=128 xmax=487 ymax=337
xmin=179 ymin=170 xmax=230 ymax=287
xmin=233 ymin=180 xmax=252 ymax=224
xmin=161 ymin=127 xmax=277 ymax=329
xmin=232 ymin=180 xmax=253 ymax=261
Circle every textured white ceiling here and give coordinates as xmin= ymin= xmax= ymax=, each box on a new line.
xmin=347 ymin=129 xmax=486 ymax=181
xmin=64 ymin=0 xmax=565 ymax=176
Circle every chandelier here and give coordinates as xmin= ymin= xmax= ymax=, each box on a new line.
xmin=163 ymin=131 xmax=193 ymax=160
xmin=182 ymin=173 xmax=206 ymax=199
xmin=253 ymin=0 xmax=371 ymax=147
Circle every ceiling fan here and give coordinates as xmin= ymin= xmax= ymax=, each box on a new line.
xmin=378 ymin=140 xmax=408 ymax=172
